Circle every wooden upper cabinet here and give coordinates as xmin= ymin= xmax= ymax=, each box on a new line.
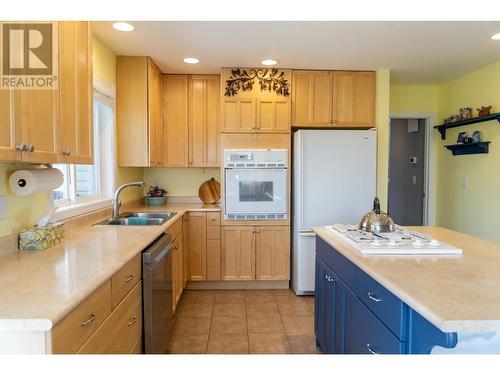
xmin=11 ymin=24 xmax=58 ymax=163
xmin=221 ymin=226 xmax=255 ymax=281
xmin=333 ymin=71 xmax=375 ymax=127
xmin=13 ymin=85 xmax=59 ymax=163
xmin=148 ymin=60 xmax=163 ymax=167
xmin=58 ymin=21 xmax=93 ymax=164
xmin=257 ymin=98 xmax=290 ymax=133
xmin=292 ymin=70 xmax=333 ymax=127
xmin=163 ymin=75 xmax=189 ymax=167
xmin=117 ymin=56 xmax=163 ymax=167
xmin=0 ymin=21 xmax=95 ymax=165
xmin=255 ymin=226 xmax=290 ymax=281
xmin=221 ymin=68 xmax=291 ymax=134
xmin=189 ymin=75 xmax=220 ymax=167
xmin=221 ymin=97 xmax=256 ymax=133
xmin=292 ymin=70 xmax=376 ymax=128
xmin=0 ymin=89 xmax=20 ymax=161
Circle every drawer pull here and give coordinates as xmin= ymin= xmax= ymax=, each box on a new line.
xmin=124 ymin=275 xmax=135 ymax=283
xmin=211 ymin=217 xmax=216 ymax=222
xmin=324 ymin=274 xmax=334 ymax=282
xmin=80 ymin=312 xmax=96 ymax=326
xmin=366 ymin=344 xmax=379 ymax=355
xmin=367 ymin=292 xmax=382 ymax=302
xmin=128 ymin=316 xmax=138 ymax=326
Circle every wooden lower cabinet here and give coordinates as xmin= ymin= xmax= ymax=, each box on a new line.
xmin=221 ymin=226 xmax=290 ymax=281
xmin=172 ymin=232 xmax=184 ymax=312
xmin=221 ymin=226 xmax=256 ymax=280
xmin=51 ymin=281 xmax=112 ymax=354
xmin=111 ymin=254 xmax=141 ymax=309
xmin=182 ymin=214 xmax=188 ymax=287
xmin=78 ymin=282 xmax=143 ymax=354
xmin=255 ymin=226 xmax=290 ymax=280
xmin=51 ymin=254 xmax=143 ymax=354
xmin=187 ymin=212 xmax=207 ymax=281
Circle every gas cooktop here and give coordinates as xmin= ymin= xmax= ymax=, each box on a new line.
xmin=324 ymin=224 xmax=463 ymax=256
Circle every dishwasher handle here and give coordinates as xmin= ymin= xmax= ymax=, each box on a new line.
xmin=142 ymin=233 xmax=173 ymax=268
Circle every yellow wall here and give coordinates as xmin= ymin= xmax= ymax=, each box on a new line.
xmin=0 ymin=164 xmax=50 ymax=238
xmin=390 ymin=60 xmax=500 ymax=242
xmin=435 ymin=60 xmax=500 ymax=242
xmin=92 ymin=36 xmax=116 ymax=84
xmin=390 ymin=85 xmax=439 ymax=114
xmin=375 ymin=69 xmax=391 ymax=211
xmin=144 ymin=168 xmax=221 ymax=197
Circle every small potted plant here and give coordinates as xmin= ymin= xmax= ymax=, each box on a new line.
xmin=145 ymin=184 xmax=168 ymax=206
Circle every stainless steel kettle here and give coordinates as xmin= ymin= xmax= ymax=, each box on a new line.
xmin=358 ymin=197 xmax=395 ymax=233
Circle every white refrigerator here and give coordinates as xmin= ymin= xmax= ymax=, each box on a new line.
xmin=292 ymin=129 xmax=377 ymax=295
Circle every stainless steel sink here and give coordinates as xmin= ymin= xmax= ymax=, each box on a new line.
xmin=122 ymin=212 xmax=177 ymax=220
xmin=94 ymin=211 xmax=176 ymax=226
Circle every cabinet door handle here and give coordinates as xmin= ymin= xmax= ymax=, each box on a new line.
xmin=324 ymin=274 xmax=333 ymax=282
xmin=80 ymin=312 xmax=96 ymax=326
xmin=367 ymin=292 xmax=382 ymax=302
xmin=124 ymin=274 xmax=135 ymax=283
xmin=17 ymin=143 xmax=29 ymax=151
xmin=27 ymin=144 xmax=35 ymax=152
xmin=62 ymin=149 xmax=71 ymax=157
xmin=128 ymin=316 xmax=138 ymax=326
xmin=366 ymin=344 xmax=379 ymax=355
xmin=211 ymin=217 xmax=216 ymax=222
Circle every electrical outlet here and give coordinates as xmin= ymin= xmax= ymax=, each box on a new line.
xmin=0 ymin=196 xmax=5 ymax=220
xmin=462 ymin=176 xmax=470 ymax=188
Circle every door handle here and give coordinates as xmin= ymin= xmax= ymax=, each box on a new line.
xmin=128 ymin=316 xmax=138 ymax=326
xmin=80 ymin=312 xmax=96 ymax=326
xmin=367 ymin=291 xmax=382 ymax=302
xmin=366 ymin=343 xmax=379 ymax=354
xmin=124 ymin=274 xmax=135 ymax=283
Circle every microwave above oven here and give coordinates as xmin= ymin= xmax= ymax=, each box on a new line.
xmin=224 ymin=149 xmax=288 ymax=221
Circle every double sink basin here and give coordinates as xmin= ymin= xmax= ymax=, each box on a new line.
xmin=95 ymin=212 xmax=176 ymax=226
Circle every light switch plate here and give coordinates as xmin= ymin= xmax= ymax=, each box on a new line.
xmin=0 ymin=196 xmax=6 ymax=220
xmin=462 ymin=176 xmax=470 ymax=188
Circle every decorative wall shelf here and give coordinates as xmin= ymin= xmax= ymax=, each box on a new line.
xmin=445 ymin=141 xmax=490 ymax=156
xmin=434 ymin=113 xmax=500 ymax=140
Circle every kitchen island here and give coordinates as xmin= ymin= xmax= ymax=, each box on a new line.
xmin=313 ymin=226 xmax=500 ymax=354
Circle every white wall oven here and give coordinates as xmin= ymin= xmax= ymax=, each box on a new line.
xmin=224 ymin=149 xmax=288 ymax=221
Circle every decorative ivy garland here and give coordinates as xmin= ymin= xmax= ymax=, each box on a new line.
xmin=224 ymin=68 xmax=290 ymax=97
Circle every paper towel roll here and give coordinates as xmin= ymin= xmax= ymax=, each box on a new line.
xmin=9 ymin=168 xmax=64 ymax=196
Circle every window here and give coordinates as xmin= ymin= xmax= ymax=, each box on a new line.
xmin=53 ymin=81 xmax=116 ymax=217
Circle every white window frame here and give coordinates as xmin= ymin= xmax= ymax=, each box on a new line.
xmin=54 ymin=75 xmax=117 ymax=221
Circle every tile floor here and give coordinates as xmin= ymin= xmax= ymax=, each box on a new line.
xmin=167 ymin=289 xmax=321 ymax=354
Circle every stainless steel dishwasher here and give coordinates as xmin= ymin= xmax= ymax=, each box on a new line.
xmin=142 ymin=233 xmax=173 ymax=354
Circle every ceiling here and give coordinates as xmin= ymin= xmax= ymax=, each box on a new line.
xmin=92 ymin=21 xmax=500 ymax=84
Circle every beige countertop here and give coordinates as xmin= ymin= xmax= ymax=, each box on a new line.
xmin=314 ymin=226 xmax=500 ymax=333
xmin=0 ymin=203 xmax=220 ymax=332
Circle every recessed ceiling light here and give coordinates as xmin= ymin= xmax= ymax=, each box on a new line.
xmin=113 ymin=22 xmax=135 ymax=32
xmin=491 ymin=32 xmax=500 ymax=40
xmin=262 ymin=59 xmax=278 ymax=66
xmin=183 ymin=57 xmax=199 ymax=64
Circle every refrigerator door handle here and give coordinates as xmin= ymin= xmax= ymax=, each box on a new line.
xmin=298 ymin=231 xmax=316 ymax=237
